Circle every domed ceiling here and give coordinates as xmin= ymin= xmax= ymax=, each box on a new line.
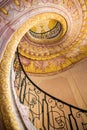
xmin=0 ymin=0 xmax=87 ymax=76
xmin=0 ymin=1 xmax=87 ymax=130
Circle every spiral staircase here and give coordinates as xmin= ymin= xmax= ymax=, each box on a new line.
xmin=0 ymin=0 xmax=87 ymax=130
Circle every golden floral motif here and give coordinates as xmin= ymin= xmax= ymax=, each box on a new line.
xmin=0 ymin=12 xmax=68 ymax=129
xmin=0 ymin=14 xmax=38 ymax=130
xmin=0 ymin=0 xmax=87 ymax=129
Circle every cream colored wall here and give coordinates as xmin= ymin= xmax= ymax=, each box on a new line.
xmin=29 ymin=58 xmax=87 ymax=110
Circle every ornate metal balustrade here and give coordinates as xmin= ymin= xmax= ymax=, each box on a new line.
xmin=29 ymin=22 xmax=62 ymax=39
xmin=14 ymin=50 xmax=87 ymax=130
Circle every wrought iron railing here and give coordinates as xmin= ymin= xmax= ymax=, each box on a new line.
xmin=14 ymin=49 xmax=87 ymax=130
xmin=29 ymin=21 xmax=62 ymax=39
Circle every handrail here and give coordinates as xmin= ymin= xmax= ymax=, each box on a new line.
xmin=17 ymin=48 xmax=87 ymax=112
xmin=14 ymin=48 xmax=87 ymax=130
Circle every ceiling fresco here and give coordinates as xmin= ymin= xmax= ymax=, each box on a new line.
xmin=0 ymin=0 xmax=87 ymax=130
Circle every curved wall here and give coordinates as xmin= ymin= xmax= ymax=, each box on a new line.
xmin=0 ymin=0 xmax=87 ymax=130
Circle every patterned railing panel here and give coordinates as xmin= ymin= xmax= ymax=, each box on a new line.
xmin=14 ymin=50 xmax=87 ymax=130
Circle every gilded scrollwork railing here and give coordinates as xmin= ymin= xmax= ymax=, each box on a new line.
xmin=14 ymin=50 xmax=87 ymax=130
